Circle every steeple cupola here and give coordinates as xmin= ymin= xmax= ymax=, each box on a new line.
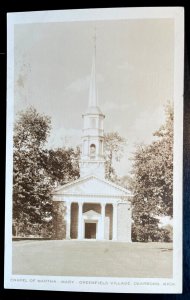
xmin=79 ymin=32 xmax=105 ymax=178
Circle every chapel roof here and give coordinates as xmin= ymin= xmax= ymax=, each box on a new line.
xmin=52 ymin=175 xmax=133 ymax=198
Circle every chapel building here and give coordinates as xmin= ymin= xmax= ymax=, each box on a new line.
xmin=52 ymin=44 xmax=132 ymax=242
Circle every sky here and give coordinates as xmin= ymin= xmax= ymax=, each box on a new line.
xmin=14 ymin=19 xmax=174 ymax=176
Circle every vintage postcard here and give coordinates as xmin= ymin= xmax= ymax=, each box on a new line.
xmin=4 ymin=7 xmax=184 ymax=293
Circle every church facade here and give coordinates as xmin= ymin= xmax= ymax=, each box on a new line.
xmin=52 ymin=47 xmax=132 ymax=242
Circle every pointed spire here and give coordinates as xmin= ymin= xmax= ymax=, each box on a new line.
xmin=89 ymin=28 xmax=98 ymax=108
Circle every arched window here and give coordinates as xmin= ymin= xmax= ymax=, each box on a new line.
xmin=90 ymin=144 xmax=96 ymax=158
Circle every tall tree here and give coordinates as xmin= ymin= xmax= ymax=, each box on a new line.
xmin=13 ymin=107 xmax=81 ymax=237
xmin=13 ymin=107 xmax=52 ymax=236
xmin=46 ymin=146 xmax=80 ymax=186
xmin=104 ymin=132 xmax=126 ymax=181
xmin=131 ymin=103 xmax=173 ymax=241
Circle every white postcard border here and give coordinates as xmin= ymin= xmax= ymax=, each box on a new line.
xmin=4 ymin=7 xmax=184 ymax=293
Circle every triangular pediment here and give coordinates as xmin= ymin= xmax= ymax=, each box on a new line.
xmin=83 ymin=210 xmax=100 ymax=218
xmin=53 ymin=175 xmax=131 ymax=196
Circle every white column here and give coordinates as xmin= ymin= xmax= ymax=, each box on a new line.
xmin=15 ymin=225 xmax=18 ymax=237
xmin=101 ymin=203 xmax=106 ymax=240
xmin=66 ymin=202 xmax=71 ymax=239
xmin=112 ymin=203 xmax=118 ymax=240
xmin=78 ymin=202 xmax=83 ymax=239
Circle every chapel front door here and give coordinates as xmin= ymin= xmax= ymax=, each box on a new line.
xmin=85 ymin=223 xmax=96 ymax=239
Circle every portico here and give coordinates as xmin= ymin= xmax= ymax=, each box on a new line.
xmin=52 ymin=175 xmax=132 ymax=242
xmin=64 ymin=201 xmax=117 ymax=240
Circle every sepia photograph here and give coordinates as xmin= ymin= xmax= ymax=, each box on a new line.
xmin=5 ymin=7 xmax=184 ymax=293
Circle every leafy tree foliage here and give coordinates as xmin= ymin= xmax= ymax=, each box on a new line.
xmin=13 ymin=107 xmax=52 ymax=236
xmin=45 ymin=147 xmax=80 ymax=186
xmin=104 ymin=132 xmax=126 ymax=181
xmin=13 ymin=107 xmax=80 ymax=237
xmin=131 ymin=104 xmax=173 ymax=242
xmin=116 ymin=175 xmax=134 ymax=190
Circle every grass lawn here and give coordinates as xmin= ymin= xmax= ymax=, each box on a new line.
xmin=12 ymin=240 xmax=172 ymax=278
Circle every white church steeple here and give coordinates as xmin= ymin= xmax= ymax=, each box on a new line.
xmin=89 ymin=30 xmax=98 ymax=108
xmin=79 ymin=30 xmax=105 ymax=179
